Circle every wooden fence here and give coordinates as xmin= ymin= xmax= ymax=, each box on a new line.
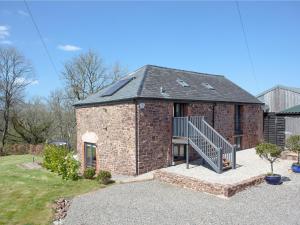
xmin=263 ymin=113 xmax=285 ymax=148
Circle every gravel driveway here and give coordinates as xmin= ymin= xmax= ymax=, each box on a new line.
xmin=63 ymin=174 xmax=300 ymax=225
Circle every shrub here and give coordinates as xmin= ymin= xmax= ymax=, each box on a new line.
xmin=83 ymin=167 xmax=96 ymax=179
xmin=286 ymin=135 xmax=300 ymax=165
xmin=256 ymin=143 xmax=281 ymax=175
xmin=96 ymin=170 xmax=112 ymax=184
xmin=59 ymin=153 xmax=80 ymax=181
xmin=43 ymin=145 xmax=68 ymax=173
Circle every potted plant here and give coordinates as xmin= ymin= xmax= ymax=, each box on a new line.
xmin=256 ymin=143 xmax=282 ymax=185
xmin=286 ymin=135 xmax=300 ymax=173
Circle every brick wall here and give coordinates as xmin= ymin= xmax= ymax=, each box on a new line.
xmin=76 ymin=100 xmax=263 ymax=176
xmin=242 ymin=104 xmax=264 ymax=149
xmin=137 ymin=100 xmax=173 ymax=174
xmin=188 ymin=102 xmax=263 ymax=149
xmin=76 ymin=103 xmax=136 ymax=175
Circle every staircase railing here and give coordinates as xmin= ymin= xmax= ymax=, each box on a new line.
xmin=172 ymin=116 xmax=236 ymax=172
xmin=188 ymin=121 xmax=222 ymax=173
xmin=189 ymin=116 xmax=236 ymax=169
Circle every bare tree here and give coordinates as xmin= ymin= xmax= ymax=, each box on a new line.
xmin=110 ymin=62 xmax=128 ymax=83
xmin=61 ymin=50 xmax=107 ymax=101
xmin=0 ymin=47 xmax=34 ymax=152
xmin=61 ymin=50 xmax=128 ymax=101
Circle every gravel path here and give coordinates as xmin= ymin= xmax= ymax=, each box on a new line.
xmin=63 ymin=174 xmax=300 ymax=225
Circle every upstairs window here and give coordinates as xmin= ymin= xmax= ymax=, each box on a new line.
xmin=234 ymin=105 xmax=242 ymax=134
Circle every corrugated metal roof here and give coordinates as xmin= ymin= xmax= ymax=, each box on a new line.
xmin=74 ymin=65 xmax=262 ymax=106
xmin=257 ymin=85 xmax=300 ymax=98
xmin=279 ymin=104 xmax=300 ymax=114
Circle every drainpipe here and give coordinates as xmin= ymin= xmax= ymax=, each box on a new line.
xmin=135 ymin=100 xmax=139 ymax=176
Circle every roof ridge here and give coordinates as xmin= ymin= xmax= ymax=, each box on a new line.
xmin=145 ymin=64 xmax=225 ymax=77
xmin=136 ymin=65 xmax=150 ymax=97
xmin=257 ymin=84 xmax=300 ymax=97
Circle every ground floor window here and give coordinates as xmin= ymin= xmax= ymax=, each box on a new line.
xmin=173 ymin=144 xmax=186 ymax=161
xmin=234 ymin=136 xmax=242 ymax=151
xmin=84 ymin=142 xmax=96 ymax=168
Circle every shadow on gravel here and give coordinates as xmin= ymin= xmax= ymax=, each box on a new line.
xmin=281 ymin=176 xmax=291 ymax=183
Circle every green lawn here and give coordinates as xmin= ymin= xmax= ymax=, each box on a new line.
xmin=0 ymin=155 xmax=101 ymax=225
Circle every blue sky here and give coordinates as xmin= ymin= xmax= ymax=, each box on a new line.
xmin=0 ymin=1 xmax=299 ymax=98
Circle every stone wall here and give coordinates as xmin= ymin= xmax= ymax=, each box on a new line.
xmin=76 ymin=100 xmax=263 ymax=176
xmin=154 ymin=170 xmax=265 ymax=197
xmin=137 ymin=100 xmax=173 ymax=174
xmin=76 ymin=103 xmax=136 ymax=175
xmin=187 ymin=102 xmax=263 ymax=148
xmin=242 ymin=104 xmax=264 ymax=149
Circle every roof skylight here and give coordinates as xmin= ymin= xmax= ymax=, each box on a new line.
xmin=176 ymin=79 xmax=190 ymax=87
xmin=202 ymin=82 xmax=215 ymax=90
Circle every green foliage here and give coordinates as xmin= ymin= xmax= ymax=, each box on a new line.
xmin=96 ymin=170 xmax=112 ymax=184
xmin=83 ymin=167 xmax=96 ymax=179
xmin=286 ymin=135 xmax=300 ymax=164
xmin=256 ymin=143 xmax=281 ymax=174
xmin=43 ymin=144 xmax=68 ymax=173
xmin=0 ymin=155 xmax=100 ymax=225
xmin=43 ymin=145 xmax=80 ymax=180
xmin=59 ymin=153 xmax=80 ymax=180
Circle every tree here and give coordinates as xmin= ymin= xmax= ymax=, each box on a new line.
xmin=61 ymin=50 xmax=127 ymax=101
xmin=256 ymin=143 xmax=281 ymax=175
xmin=286 ymin=135 xmax=300 ymax=165
xmin=48 ymin=89 xmax=76 ymax=146
xmin=0 ymin=47 xmax=34 ymax=152
xmin=11 ymin=98 xmax=52 ymax=144
xmin=61 ymin=50 xmax=107 ymax=101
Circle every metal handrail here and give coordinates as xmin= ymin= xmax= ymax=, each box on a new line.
xmin=172 ymin=115 xmax=236 ymax=172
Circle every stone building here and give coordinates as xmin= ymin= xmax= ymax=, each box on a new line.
xmin=74 ymin=65 xmax=263 ymax=175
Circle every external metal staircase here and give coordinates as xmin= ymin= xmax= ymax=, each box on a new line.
xmin=173 ymin=116 xmax=236 ymax=173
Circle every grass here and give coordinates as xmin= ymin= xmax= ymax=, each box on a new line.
xmin=0 ymin=154 xmax=101 ymax=225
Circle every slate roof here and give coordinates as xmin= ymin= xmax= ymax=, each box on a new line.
xmin=257 ymin=85 xmax=300 ymax=98
xmin=74 ymin=65 xmax=262 ymax=106
xmin=278 ymin=104 xmax=300 ymax=115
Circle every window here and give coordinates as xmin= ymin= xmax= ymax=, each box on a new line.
xmin=176 ymin=79 xmax=190 ymax=87
xmin=84 ymin=143 xmax=96 ymax=168
xmin=201 ymin=82 xmax=215 ymax=90
xmin=174 ymin=103 xmax=186 ymax=117
xmin=234 ymin=105 xmax=242 ymax=134
xmin=234 ymin=136 xmax=242 ymax=151
xmin=173 ymin=144 xmax=186 ymax=161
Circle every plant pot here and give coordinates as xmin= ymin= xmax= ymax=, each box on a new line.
xmin=291 ymin=164 xmax=300 ymax=173
xmin=265 ymin=174 xmax=282 ymax=185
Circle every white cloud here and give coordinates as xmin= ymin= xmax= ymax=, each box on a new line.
xmin=0 ymin=25 xmax=10 ymax=39
xmin=17 ymin=10 xmax=29 ymax=17
xmin=58 ymin=44 xmax=82 ymax=52
xmin=15 ymin=77 xmax=39 ymax=86
xmin=0 ymin=40 xmax=12 ymax=45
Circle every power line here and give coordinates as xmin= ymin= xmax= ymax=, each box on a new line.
xmin=24 ymin=0 xmax=59 ymax=76
xmin=235 ymin=1 xmax=259 ymax=87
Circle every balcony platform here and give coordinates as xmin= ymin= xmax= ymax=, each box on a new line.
xmin=172 ymin=137 xmax=188 ymax=144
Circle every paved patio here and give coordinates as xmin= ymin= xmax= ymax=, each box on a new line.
xmin=161 ymin=148 xmax=293 ymax=184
